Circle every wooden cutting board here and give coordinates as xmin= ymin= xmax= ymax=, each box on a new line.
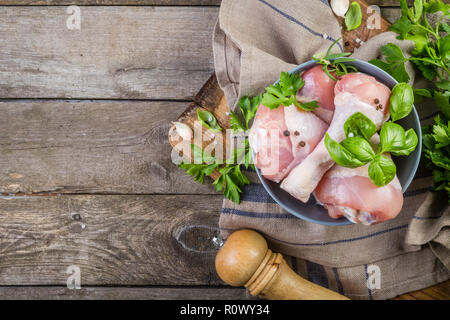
xmin=168 ymin=0 xmax=391 ymax=180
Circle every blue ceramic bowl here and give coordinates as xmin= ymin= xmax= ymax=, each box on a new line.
xmin=254 ymin=59 xmax=422 ymax=226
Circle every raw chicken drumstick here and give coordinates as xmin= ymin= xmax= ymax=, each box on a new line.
xmin=297 ymin=65 xmax=337 ymax=124
xmin=281 ymin=73 xmax=391 ymax=202
xmin=314 ymin=163 xmax=404 ymax=225
xmin=249 ymin=104 xmax=327 ymax=182
xmin=249 ymin=66 xmax=335 ymax=183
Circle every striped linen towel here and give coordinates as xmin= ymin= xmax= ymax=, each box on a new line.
xmin=213 ymin=0 xmax=449 ymax=299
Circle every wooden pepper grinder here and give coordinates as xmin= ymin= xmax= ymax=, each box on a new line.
xmin=215 ymin=229 xmax=349 ymax=300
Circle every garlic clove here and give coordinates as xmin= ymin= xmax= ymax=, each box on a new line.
xmin=173 ymin=121 xmax=193 ymax=141
xmin=331 ymin=0 xmax=349 ymax=18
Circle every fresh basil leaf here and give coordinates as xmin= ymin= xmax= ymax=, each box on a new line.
xmin=402 ymin=128 xmax=419 ymax=155
xmin=380 ymin=122 xmax=418 ymax=156
xmin=344 ymin=112 xmax=377 ymax=140
xmin=197 ymin=109 xmax=222 ymax=132
xmin=389 ymin=82 xmax=414 ymax=122
xmin=324 ymin=133 xmax=365 ymax=168
xmin=368 ymin=155 xmax=397 ymax=187
xmin=345 ymin=2 xmax=362 ymax=31
xmin=341 ymin=137 xmax=376 ymax=162
xmin=380 ymin=122 xmax=406 ymax=151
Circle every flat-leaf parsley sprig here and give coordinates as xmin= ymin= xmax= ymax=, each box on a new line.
xmin=261 ymin=72 xmax=319 ymax=111
xmin=179 ymin=95 xmax=261 ymax=204
xmin=368 ymin=0 xmax=449 ymax=200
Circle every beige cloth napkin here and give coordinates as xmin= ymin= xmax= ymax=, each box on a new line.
xmin=213 ymin=0 xmax=449 ymax=299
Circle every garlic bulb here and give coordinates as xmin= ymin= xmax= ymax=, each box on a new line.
xmin=173 ymin=121 xmax=192 ymax=141
xmin=331 ymin=0 xmax=349 ymax=18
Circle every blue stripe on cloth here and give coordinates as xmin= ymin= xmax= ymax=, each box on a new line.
xmin=413 ymin=215 xmax=443 ymax=220
xmin=306 ymin=261 xmax=329 ymax=288
xmin=364 ymin=264 xmax=374 ymax=300
xmin=332 ymin=268 xmax=345 ymax=295
xmin=241 ymin=183 xmax=276 ymax=203
xmin=263 ymin=224 xmax=409 ymax=246
xmin=220 ymin=221 xmax=409 ymax=246
xmin=256 ymin=0 xmax=343 ymax=51
xmin=221 ymin=207 xmax=296 ymax=219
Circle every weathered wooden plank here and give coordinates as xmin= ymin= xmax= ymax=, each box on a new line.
xmin=393 ymin=281 xmax=450 ymax=300
xmin=0 ymin=0 xmax=221 ymax=4
xmin=0 ymin=194 xmax=224 ymax=285
xmin=0 ymin=6 xmax=217 ymax=100
xmin=0 ymin=0 xmax=409 ymax=6
xmin=0 ymin=6 xmax=402 ymax=100
xmin=0 ymin=100 xmax=215 ymax=194
xmin=0 ymin=286 xmax=251 ymax=300
xmin=0 ymin=281 xmax=448 ymax=300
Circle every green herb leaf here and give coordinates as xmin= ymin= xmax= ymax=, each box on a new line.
xmin=238 ymin=94 xmax=262 ymax=129
xmin=389 ymin=82 xmax=414 ymax=122
xmin=411 ymin=0 xmax=423 ymax=23
xmin=380 ymin=122 xmax=418 ymax=156
xmin=197 ymin=109 xmax=222 ymax=132
xmin=344 ymin=112 xmax=377 ymax=140
xmin=345 ymin=2 xmax=362 ymax=31
xmin=369 ymin=43 xmax=411 ymax=83
xmin=369 ymin=59 xmax=410 ymax=83
xmin=261 ymin=72 xmax=309 ymax=110
xmin=292 ymin=99 xmax=320 ymax=111
xmin=341 ymin=137 xmax=376 ymax=162
xmin=324 ymin=133 xmax=366 ymax=168
xmin=229 ymin=110 xmax=245 ymax=133
xmin=423 ymin=0 xmax=450 ymax=14
xmin=436 ymin=80 xmax=450 ymax=91
xmin=434 ymin=91 xmax=450 ymax=120
xmin=368 ymin=154 xmax=397 ymax=187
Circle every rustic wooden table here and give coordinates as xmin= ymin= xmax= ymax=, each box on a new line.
xmin=0 ymin=0 xmax=447 ymax=300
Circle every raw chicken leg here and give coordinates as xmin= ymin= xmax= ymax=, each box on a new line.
xmin=297 ymin=65 xmax=336 ymax=124
xmin=314 ymin=164 xmax=403 ymax=225
xmin=280 ymin=73 xmax=391 ymax=202
xmin=249 ymin=104 xmax=328 ymax=183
